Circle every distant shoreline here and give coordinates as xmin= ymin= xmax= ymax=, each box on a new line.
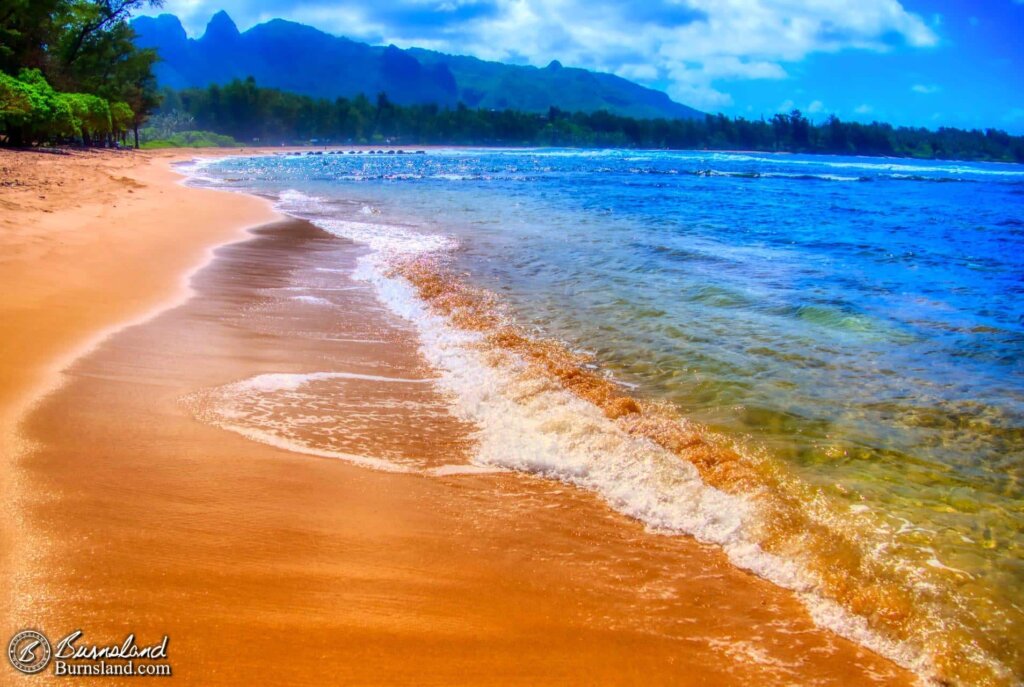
xmin=4 ymin=143 xmax=1021 ymax=167
xmin=160 ymin=142 xmax=1024 ymax=165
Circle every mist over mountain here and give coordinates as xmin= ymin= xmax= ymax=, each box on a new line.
xmin=132 ymin=11 xmax=704 ymax=120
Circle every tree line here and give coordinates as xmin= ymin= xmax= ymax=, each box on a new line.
xmin=154 ymin=77 xmax=1024 ymax=162
xmin=0 ymin=0 xmax=161 ymax=147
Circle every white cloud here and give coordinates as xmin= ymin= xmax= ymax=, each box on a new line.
xmin=911 ymin=83 xmax=940 ymax=94
xmin=669 ymin=82 xmax=734 ymax=110
xmin=775 ymin=99 xmax=828 ymax=116
xmin=854 ymin=103 xmax=874 ymax=114
xmin=153 ymin=0 xmax=940 ymax=111
xmin=615 ymin=63 xmax=659 ymax=82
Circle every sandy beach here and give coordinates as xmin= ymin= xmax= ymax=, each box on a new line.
xmin=0 ymin=147 xmax=280 ymax=666
xmin=0 ymin=148 xmax=916 ymax=685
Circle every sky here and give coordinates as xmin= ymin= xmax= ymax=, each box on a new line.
xmin=142 ymin=0 xmax=1024 ymax=132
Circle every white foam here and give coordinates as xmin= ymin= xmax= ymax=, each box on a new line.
xmin=174 ymin=157 xmax=230 ymax=185
xmin=317 ymin=337 xmax=387 ymax=344
xmin=745 ymin=156 xmax=1024 ymax=177
xmin=430 ymin=464 xmax=510 ymax=476
xmin=272 ymin=187 xmax=456 ymax=257
xmin=290 ymin=295 xmax=332 ymax=305
xmin=277 ymin=188 xmax=325 ymax=206
xmin=235 ymin=371 xmax=434 ymax=393
xmin=346 ymin=242 xmax=932 ymax=680
xmin=188 ymin=371 xmax=437 ymax=473
xmin=318 ymin=219 xmax=456 ymax=257
xmin=276 ymin=286 xmax=361 ymax=292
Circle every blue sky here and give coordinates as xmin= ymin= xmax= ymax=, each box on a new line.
xmin=142 ymin=0 xmax=1024 ymax=132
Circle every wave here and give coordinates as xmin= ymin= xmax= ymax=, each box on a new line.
xmin=173 ymin=157 xmax=231 ymax=185
xmin=627 ymin=167 xmax=874 ymax=182
xmin=184 ymin=372 xmax=421 ymax=472
xmin=184 ymin=371 xmax=473 ymax=474
xmin=629 ymin=167 xmax=990 ymax=184
xmin=187 ymin=171 xmax=1018 ymax=686
xmin=273 ymin=165 xmax=1009 ymax=190
xmin=711 ymin=155 xmax=1024 ymax=177
xmin=356 ymin=249 xmax=957 ymax=676
xmin=343 ymin=226 xmax=1015 ymax=684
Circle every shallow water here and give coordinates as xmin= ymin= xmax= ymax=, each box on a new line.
xmin=189 ymin=149 xmax=1024 ymax=684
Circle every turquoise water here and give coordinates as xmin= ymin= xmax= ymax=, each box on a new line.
xmin=195 ymin=149 xmax=1024 ymax=683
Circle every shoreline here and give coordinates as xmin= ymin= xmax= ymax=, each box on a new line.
xmin=0 ymin=147 xmax=282 ymax=643
xmin=0 ymin=147 xmax=282 ymax=422
xmin=1 ymin=147 xmax=917 ymax=685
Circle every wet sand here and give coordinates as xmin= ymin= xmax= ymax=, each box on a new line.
xmin=0 ymin=149 xmax=281 ymax=655
xmin=6 ymin=177 xmax=914 ymax=687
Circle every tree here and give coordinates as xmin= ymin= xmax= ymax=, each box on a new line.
xmin=110 ymin=100 xmax=133 ymax=142
xmin=0 ymin=0 xmax=65 ymax=73
xmin=0 ymin=68 xmax=76 ymax=145
xmin=0 ymin=0 xmax=162 ymax=146
xmin=789 ymin=109 xmax=810 ymax=149
xmin=54 ymin=0 xmax=162 ymax=76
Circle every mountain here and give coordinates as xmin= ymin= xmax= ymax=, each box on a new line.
xmin=131 ymin=11 xmax=704 ymax=120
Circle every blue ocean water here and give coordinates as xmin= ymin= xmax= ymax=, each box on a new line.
xmin=194 ymin=148 xmax=1024 ymax=682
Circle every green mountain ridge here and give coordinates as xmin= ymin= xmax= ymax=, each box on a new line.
xmin=131 ymin=10 xmax=704 ymax=120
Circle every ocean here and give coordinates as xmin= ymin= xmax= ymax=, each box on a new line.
xmin=183 ymin=148 xmax=1024 ymax=685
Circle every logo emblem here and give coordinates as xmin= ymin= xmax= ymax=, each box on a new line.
xmin=8 ymin=630 xmax=51 ymax=674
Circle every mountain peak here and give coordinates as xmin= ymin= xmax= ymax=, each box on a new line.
xmin=203 ymin=10 xmax=240 ymax=41
xmin=133 ymin=13 xmax=187 ymax=43
xmin=132 ymin=12 xmax=704 ymax=120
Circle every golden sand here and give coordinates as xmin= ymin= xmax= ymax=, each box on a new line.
xmin=0 ymin=148 xmax=279 ymax=646
xmin=0 ymin=149 xmax=914 ymax=685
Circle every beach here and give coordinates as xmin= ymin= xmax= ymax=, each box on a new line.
xmin=0 ymin=148 xmax=923 ymax=685
xmin=0 ymin=149 xmax=277 ymax=655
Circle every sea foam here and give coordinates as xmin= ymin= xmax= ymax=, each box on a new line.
xmin=342 ymin=228 xmax=933 ymax=681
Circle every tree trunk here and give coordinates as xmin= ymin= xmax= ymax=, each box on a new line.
xmin=133 ymin=124 xmax=139 ymax=149
xmin=6 ymin=126 xmax=24 ymax=147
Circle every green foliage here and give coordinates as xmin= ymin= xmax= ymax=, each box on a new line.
xmin=162 ymin=79 xmax=1024 ymax=163
xmin=0 ymin=70 xmax=34 ymax=116
xmin=59 ymin=91 xmax=111 ymax=139
xmin=1 ymin=68 xmax=77 ymax=143
xmin=110 ymin=101 xmax=134 ymax=133
xmin=0 ymin=0 xmax=162 ymax=146
xmin=139 ymin=130 xmax=240 ymax=149
xmin=0 ymin=0 xmax=64 ymax=74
